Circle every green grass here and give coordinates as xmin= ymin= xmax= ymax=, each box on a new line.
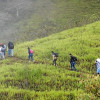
xmin=0 ymin=21 xmax=100 ymax=99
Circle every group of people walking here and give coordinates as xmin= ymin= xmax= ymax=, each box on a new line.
xmin=0 ymin=42 xmax=100 ymax=75
xmin=0 ymin=42 xmax=14 ymax=59
xmin=52 ymin=51 xmax=100 ymax=75
xmin=27 ymin=49 xmax=78 ymax=72
xmin=52 ymin=51 xmax=77 ymax=70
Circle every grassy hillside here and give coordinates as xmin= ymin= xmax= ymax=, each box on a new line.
xmin=14 ymin=0 xmax=100 ymax=42
xmin=0 ymin=21 xmax=100 ymax=100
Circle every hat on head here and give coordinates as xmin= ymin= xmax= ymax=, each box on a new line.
xmin=0 ymin=43 xmax=3 ymax=46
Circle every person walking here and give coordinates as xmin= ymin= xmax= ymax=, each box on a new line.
xmin=8 ymin=42 xmax=14 ymax=57
xmin=0 ymin=44 xmax=6 ymax=60
xmin=2 ymin=44 xmax=7 ymax=56
xmin=52 ymin=51 xmax=58 ymax=66
xmin=95 ymin=58 xmax=100 ymax=75
xmin=28 ymin=47 xmax=34 ymax=62
xmin=69 ymin=53 xmax=77 ymax=71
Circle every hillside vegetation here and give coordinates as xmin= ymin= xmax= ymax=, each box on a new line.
xmin=0 ymin=0 xmax=100 ymax=42
xmin=0 ymin=21 xmax=100 ymax=100
xmin=16 ymin=0 xmax=100 ymax=41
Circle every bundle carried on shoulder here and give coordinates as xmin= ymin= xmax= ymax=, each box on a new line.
xmin=73 ymin=56 xmax=77 ymax=61
xmin=96 ymin=58 xmax=100 ymax=63
xmin=30 ymin=49 xmax=34 ymax=54
xmin=54 ymin=53 xmax=58 ymax=57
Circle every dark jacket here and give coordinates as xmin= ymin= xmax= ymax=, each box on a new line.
xmin=70 ymin=56 xmax=77 ymax=63
xmin=8 ymin=42 xmax=14 ymax=49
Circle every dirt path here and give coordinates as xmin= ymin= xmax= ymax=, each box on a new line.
xmin=0 ymin=55 xmax=97 ymax=78
xmin=0 ymin=56 xmax=95 ymax=77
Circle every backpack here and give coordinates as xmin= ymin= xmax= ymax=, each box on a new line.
xmin=9 ymin=42 xmax=14 ymax=49
xmin=30 ymin=49 xmax=33 ymax=54
xmin=73 ymin=56 xmax=77 ymax=61
xmin=54 ymin=53 xmax=58 ymax=57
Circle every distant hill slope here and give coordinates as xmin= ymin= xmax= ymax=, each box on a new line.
xmin=15 ymin=0 xmax=100 ymax=42
xmin=0 ymin=21 xmax=100 ymax=99
xmin=0 ymin=0 xmax=100 ymax=43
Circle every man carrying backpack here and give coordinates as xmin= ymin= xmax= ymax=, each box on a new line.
xmin=28 ymin=47 xmax=34 ymax=62
xmin=69 ymin=53 xmax=77 ymax=71
xmin=52 ymin=51 xmax=58 ymax=66
xmin=8 ymin=42 xmax=14 ymax=57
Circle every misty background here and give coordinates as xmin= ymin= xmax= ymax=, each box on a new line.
xmin=0 ymin=0 xmax=40 ymax=42
xmin=0 ymin=0 xmax=100 ymax=43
